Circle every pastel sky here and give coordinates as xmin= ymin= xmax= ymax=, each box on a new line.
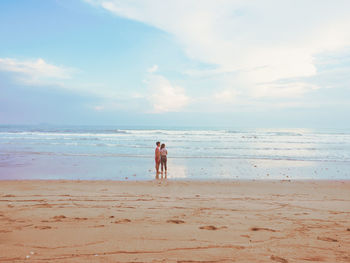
xmin=1 ymin=0 xmax=350 ymax=127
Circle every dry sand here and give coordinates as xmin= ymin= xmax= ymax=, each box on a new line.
xmin=0 ymin=180 xmax=349 ymax=263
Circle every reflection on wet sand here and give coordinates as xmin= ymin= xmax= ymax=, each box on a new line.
xmin=155 ymin=160 xmax=190 ymax=180
xmin=155 ymin=171 xmax=167 ymax=180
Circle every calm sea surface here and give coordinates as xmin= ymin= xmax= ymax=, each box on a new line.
xmin=0 ymin=125 xmax=349 ymax=180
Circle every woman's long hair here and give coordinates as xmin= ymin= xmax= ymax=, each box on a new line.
xmin=160 ymin=143 xmax=165 ymax=149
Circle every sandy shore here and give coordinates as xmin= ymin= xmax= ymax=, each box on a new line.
xmin=0 ymin=180 xmax=349 ymax=263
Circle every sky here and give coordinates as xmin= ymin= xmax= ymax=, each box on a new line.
xmin=1 ymin=0 xmax=350 ymax=128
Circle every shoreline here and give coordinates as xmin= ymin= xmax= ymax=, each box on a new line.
xmin=1 ymin=180 xmax=349 ymax=262
xmin=1 ymin=178 xmax=350 ymax=182
xmin=0 ymin=178 xmax=350 ymax=186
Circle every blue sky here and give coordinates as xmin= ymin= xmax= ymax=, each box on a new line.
xmin=1 ymin=0 xmax=350 ymax=128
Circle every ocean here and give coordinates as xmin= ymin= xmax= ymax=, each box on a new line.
xmin=0 ymin=125 xmax=349 ymax=180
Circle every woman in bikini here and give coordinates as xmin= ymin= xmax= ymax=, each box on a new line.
xmin=160 ymin=143 xmax=168 ymax=177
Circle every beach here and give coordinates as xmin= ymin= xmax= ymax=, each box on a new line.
xmin=1 ymin=180 xmax=349 ymax=262
xmin=2 ymin=0 xmax=350 ymax=262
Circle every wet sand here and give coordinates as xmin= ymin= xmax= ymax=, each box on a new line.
xmin=0 ymin=180 xmax=349 ymax=262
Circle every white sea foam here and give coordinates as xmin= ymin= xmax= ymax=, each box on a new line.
xmin=1 ymin=126 xmax=350 ymax=180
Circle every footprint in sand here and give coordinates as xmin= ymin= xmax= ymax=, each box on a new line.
xmin=0 ymin=230 xmax=12 ymax=233
xmin=199 ymin=225 xmax=227 ymax=230
xmin=200 ymin=225 xmax=218 ymax=230
xmin=74 ymin=217 xmax=88 ymax=221
xmin=35 ymin=226 xmax=52 ymax=230
xmin=113 ymin=219 xmax=131 ymax=224
xmin=250 ymin=227 xmax=276 ymax=232
xmin=317 ymin=236 xmax=338 ymax=242
xmin=300 ymin=256 xmax=325 ymax=262
xmin=270 ymin=255 xmax=288 ymax=263
xmin=167 ymin=219 xmax=185 ymax=224
xmin=3 ymin=194 xmax=16 ymax=197
xmin=52 ymin=215 xmax=66 ymax=221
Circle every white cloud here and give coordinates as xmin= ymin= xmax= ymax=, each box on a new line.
xmin=252 ymin=82 xmax=319 ymax=99
xmin=145 ymin=74 xmax=189 ymax=113
xmin=214 ymin=89 xmax=239 ymax=104
xmin=0 ymin=57 xmax=74 ymax=85
xmin=86 ymin=0 xmax=350 ymax=102
xmin=0 ymin=57 xmax=124 ymax=101
xmin=147 ymin=64 xmax=158 ymax=73
xmin=89 ymin=72 xmax=189 ymax=113
xmin=0 ymin=57 xmax=128 ymax=107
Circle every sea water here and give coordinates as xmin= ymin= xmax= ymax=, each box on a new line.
xmin=0 ymin=125 xmax=349 ymax=180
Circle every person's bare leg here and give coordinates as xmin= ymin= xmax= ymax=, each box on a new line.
xmin=155 ymin=162 xmax=160 ymax=176
xmin=161 ymin=159 xmax=165 ymax=175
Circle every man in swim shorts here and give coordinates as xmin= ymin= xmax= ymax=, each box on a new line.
xmin=155 ymin=141 xmax=161 ymax=175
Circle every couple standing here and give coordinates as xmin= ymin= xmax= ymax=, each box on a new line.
xmin=155 ymin=141 xmax=167 ymax=177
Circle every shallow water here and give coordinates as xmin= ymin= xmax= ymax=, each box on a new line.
xmin=0 ymin=125 xmax=349 ymax=180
